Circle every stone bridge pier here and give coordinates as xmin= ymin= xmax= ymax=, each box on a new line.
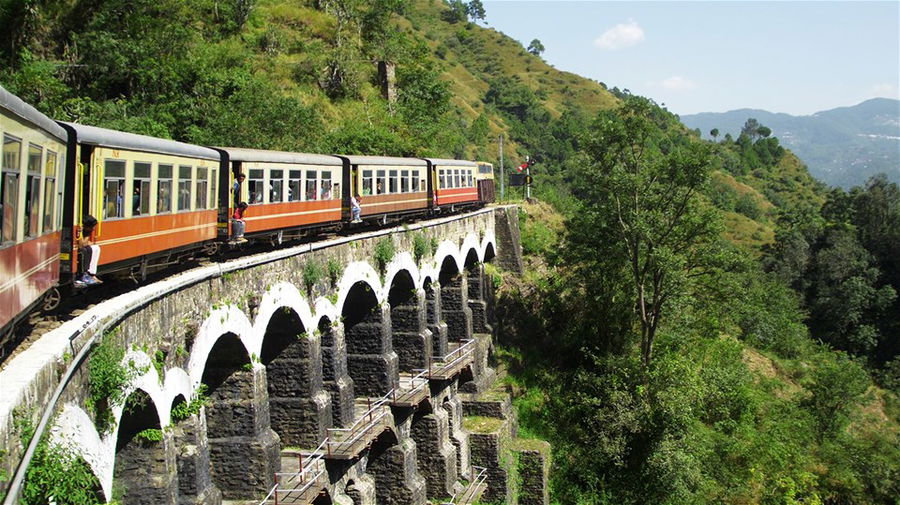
xmin=0 ymin=207 xmax=542 ymax=505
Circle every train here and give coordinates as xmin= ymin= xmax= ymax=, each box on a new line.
xmin=0 ymin=85 xmax=495 ymax=352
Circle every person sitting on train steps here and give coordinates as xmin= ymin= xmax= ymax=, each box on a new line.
xmin=231 ymin=202 xmax=249 ymax=243
xmin=351 ymin=193 xmax=362 ymax=223
xmin=233 ymin=173 xmax=245 ymax=206
xmin=76 ymin=216 xmax=102 ymax=286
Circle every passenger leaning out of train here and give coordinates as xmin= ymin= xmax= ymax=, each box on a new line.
xmin=231 ymin=202 xmax=249 ymax=244
xmin=77 ymin=216 xmax=103 ymax=286
xmin=351 ymin=194 xmax=362 ymax=223
xmin=233 ymin=173 xmax=245 ymax=206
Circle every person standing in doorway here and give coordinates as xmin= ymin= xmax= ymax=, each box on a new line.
xmin=351 ymin=193 xmax=362 ymax=223
xmin=77 ymin=215 xmax=102 ymax=286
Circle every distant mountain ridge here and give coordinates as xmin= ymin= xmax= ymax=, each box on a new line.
xmin=681 ymin=98 xmax=900 ymax=188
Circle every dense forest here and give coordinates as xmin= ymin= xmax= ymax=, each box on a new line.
xmin=1 ymin=0 xmax=897 ymax=504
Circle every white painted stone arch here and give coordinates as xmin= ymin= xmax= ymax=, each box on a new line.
xmin=383 ymin=252 xmax=421 ymax=296
xmin=312 ymin=298 xmax=340 ymax=328
xmin=187 ymin=305 xmax=254 ymax=388
xmin=480 ymin=232 xmax=498 ymax=261
xmin=434 ymin=240 xmax=463 ymax=278
xmin=52 ymin=403 xmax=114 ymax=501
xmin=162 ymin=368 xmax=193 ymax=423
xmin=251 ymin=282 xmax=317 ymax=358
xmin=459 ymin=234 xmax=482 ymax=267
xmin=335 ymin=261 xmax=384 ymax=310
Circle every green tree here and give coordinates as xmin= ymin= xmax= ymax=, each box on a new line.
xmin=709 ymin=127 xmax=719 ymax=141
xmin=741 ymin=118 xmax=761 ymax=141
xmin=466 ymin=0 xmax=485 ymax=23
xmin=573 ymin=96 xmax=722 ymax=367
xmin=527 ymin=38 xmax=545 ymax=56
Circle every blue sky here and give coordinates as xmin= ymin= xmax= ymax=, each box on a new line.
xmin=481 ymin=1 xmax=900 ymax=115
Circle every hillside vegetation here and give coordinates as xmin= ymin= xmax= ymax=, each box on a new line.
xmin=3 ymin=1 xmax=897 ymax=504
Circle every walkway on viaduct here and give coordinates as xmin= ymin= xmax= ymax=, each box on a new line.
xmin=0 ymin=206 xmax=547 ymax=505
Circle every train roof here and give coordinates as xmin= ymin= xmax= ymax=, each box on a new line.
xmin=339 ymin=155 xmax=427 ymax=167
xmin=59 ymin=122 xmax=220 ymax=161
xmin=217 ymin=147 xmax=342 ymax=166
xmin=0 ymin=85 xmax=68 ymax=141
xmin=423 ymin=158 xmax=477 ymax=167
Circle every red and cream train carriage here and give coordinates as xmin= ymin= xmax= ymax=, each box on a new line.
xmin=0 ymin=86 xmax=68 ymax=337
xmin=427 ymin=158 xmax=481 ymax=210
xmin=342 ymin=156 xmax=431 ymax=220
xmin=58 ymin=122 xmax=222 ymax=278
xmin=216 ymin=148 xmax=345 ymax=242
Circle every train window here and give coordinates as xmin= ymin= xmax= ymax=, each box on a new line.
xmin=289 ymin=170 xmax=302 ymax=202
xmin=376 ymin=170 xmax=386 ymax=195
xmin=103 ymin=159 xmax=125 ymax=220
xmin=412 ymin=171 xmax=420 ymax=192
xmin=209 ymin=169 xmax=218 ymax=209
xmin=270 ymin=169 xmax=283 ymax=203
xmin=362 ymin=170 xmax=373 ymax=196
xmin=1 ymin=135 xmax=21 ymax=243
xmin=196 ymin=167 xmax=209 ymax=209
xmin=305 ymin=170 xmax=317 ymax=201
xmin=438 ymin=170 xmax=445 ymax=189
xmin=158 ymin=164 xmax=173 ymax=213
xmin=467 ymin=171 xmax=473 ymax=188
xmin=388 ymin=170 xmax=398 ymax=194
xmin=24 ymin=144 xmax=42 ymax=237
xmin=320 ymin=171 xmax=332 ymax=200
xmin=133 ymin=162 xmax=151 ymax=216
xmin=43 ymin=151 xmax=57 ymax=231
xmin=178 ymin=165 xmax=192 ymax=211
xmin=401 ymin=170 xmax=409 ymax=193
xmin=248 ymin=169 xmax=264 ymax=204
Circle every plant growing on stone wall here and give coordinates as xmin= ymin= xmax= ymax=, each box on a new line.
xmin=242 ymin=362 xmax=253 ymax=371
xmin=483 ymin=263 xmax=503 ymax=289
xmin=374 ymin=237 xmax=396 ymax=275
xmin=87 ymin=329 xmax=144 ymax=433
xmin=413 ymin=233 xmax=429 ymax=264
xmin=303 ymin=260 xmax=325 ymax=295
xmin=327 ymin=258 xmax=343 ymax=287
xmin=134 ymin=428 xmax=163 ymax=444
xmin=171 ymin=384 xmax=209 ymax=422
xmin=326 ymin=292 xmax=339 ymax=305
xmin=430 ymin=237 xmax=439 ymax=258
xmin=153 ymin=350 xmax=167 ymax=383
xmin=21 ymin=433 xmax=104 ymax=505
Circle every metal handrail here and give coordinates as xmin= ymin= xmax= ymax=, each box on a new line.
xmin=440 ymin=466 xmax=488 ymax=505
xmin=325 ymin=390 xmax=393 ymax=456
xmin=416 ymin=339 xmax=476 ymax=378
xmin=259 ymin=438 xmax=329 ymax=504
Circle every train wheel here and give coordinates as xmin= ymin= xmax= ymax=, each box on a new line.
xmin=269 ymin=230 xmax=283 ymax=247
xmin=42 ymin=287 xmax=62 ymax=312
xmin=203 ymin=242 xmax=221 ymax=256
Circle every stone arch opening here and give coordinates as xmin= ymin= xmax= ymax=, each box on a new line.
xmin=201 ymin=333 xmax=279 ymax=499
xmin=438 ymin=256 xmax=472 ymax=343
xmin=366 ymin=430 xmax=426 ymax=504
xmin=114 ymin=389 xmax=177 ymax=504
xmin=388 ymin=270 xmax=431 ymax=371
xmin=261 ymin=307 xmax=329 ymax=447
xmin=484 ymin=243 xmax=496 ymax=262
xmin=318 ymin=315 xmax=355 ymax=427
xmin=423 ymin=276 xmax=448 ymax=357
xmin=342 ymin=281 xmax=398 ymax=396
xmin=463 ymin=248 xmax=491 ymax=335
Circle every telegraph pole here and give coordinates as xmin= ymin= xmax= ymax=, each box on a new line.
xmin=498 ymin=134 xmax=505 ymax=201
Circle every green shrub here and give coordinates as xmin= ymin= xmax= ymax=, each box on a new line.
xmin=374 ymin=237 xmax=396 ymax=274
xmin=87 ymin=330 xmax=143 ymax=433
xmin=303 ymin=260 xmax=324 ymax=294
xmin=413 ymin=233 xmax=429 ymax=264
xmin=326 ymin=258 xmax=343 ymax=287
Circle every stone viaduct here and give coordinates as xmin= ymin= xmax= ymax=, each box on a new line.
xmin=0 ymin=206 xmax=548 ymax=505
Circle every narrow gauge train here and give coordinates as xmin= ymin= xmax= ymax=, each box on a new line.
xmin=0 ymin=85 xmax=495 ymax=349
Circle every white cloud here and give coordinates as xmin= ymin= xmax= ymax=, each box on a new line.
xmin=594 ymin=20 xmax=645 ymax=51
xmin=868 ymin=83 xmax=899 ymax=99
xmin=660 ymin=76 xmax=697 ymax=91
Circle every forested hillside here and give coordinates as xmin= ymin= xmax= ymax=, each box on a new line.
xmin=2 ymin=1 xmax=897 ymax=504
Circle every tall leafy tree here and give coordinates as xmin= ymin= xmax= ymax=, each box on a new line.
xmin=466 ymin=0 xmax=486 ymax=23
xmin=527 ymin=38 xmax=545 ymax=56
xmin=571 ymin=96 xmax=722 ymax=367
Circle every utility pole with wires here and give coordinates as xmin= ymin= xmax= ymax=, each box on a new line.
xmin=499 ymin=134 xmax=505 ymax=201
